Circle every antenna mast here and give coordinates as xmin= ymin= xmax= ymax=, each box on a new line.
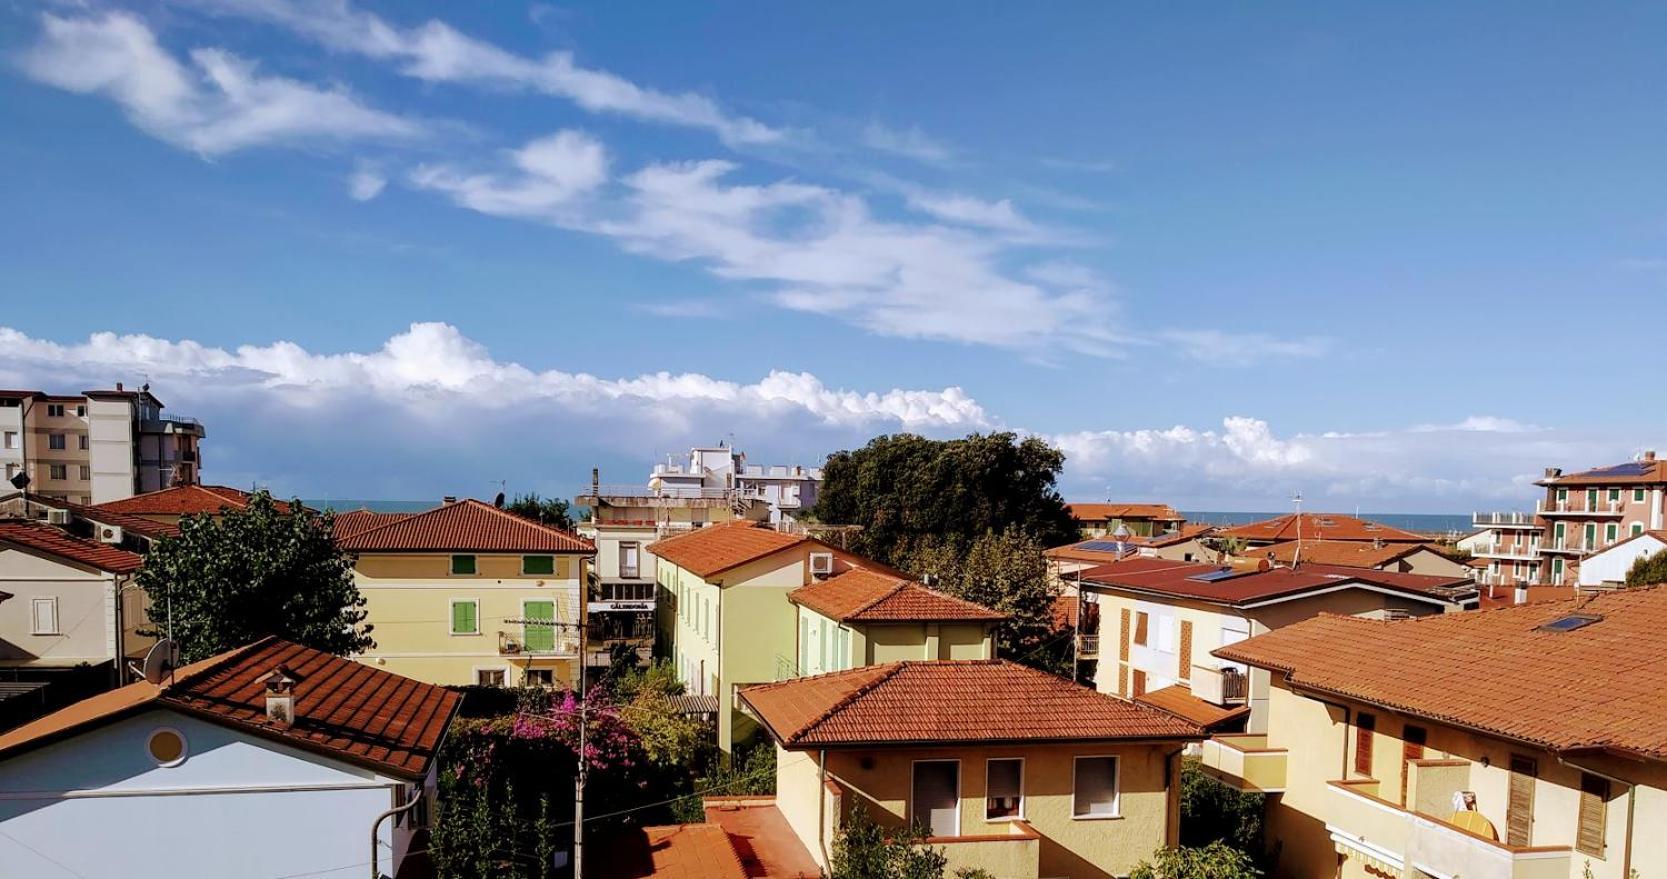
xmin=1292 ymin=492 xmax=1304 ymax=568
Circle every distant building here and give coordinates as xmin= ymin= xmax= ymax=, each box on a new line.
xmin=649 ymin=443 xmax=822 ymax=525
xmin=1577 ymin=528 xmax=1667 ymax=590
xmin=0 ymin=384 xmax=205 ymax=505
xmin=1213 ymin=512 xmax=1426 ymax=548
xmin=1066 ymin=502 xmax=1186 ymax=538
xmin=785 ymin=567 xmax=1004 ymax=675
xmin=1239 ymin=539 xmax=1470 ymax=578
xmin=1533 ymin=453 xmax=1667 ymax=587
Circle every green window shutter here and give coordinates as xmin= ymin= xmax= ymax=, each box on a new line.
xmin=452 ymin=601 xmax=477 ymax=634
xmin=523 ymin=555 xmax=555 ymax=575
xmin=451 ymin=555 xmax=477 ymax=575
xmin=524 ymin=600 xmax=556 ymax=652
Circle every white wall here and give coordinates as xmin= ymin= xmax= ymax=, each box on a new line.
xmin=85 ymin=396 xmax=136 ymax=504
xmin=1580 ymin=534 xmax=1667 ymax=587
xmin=0 ymin=708 xmax=411 ymax=878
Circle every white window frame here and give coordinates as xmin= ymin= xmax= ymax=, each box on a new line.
xmin=909 ymin=759 xmax=962 ymax=837
xmin=985 ymin=757 xmax=1025 ymax=822
xmin=1635 ymin=489 xmax=1647 ymax=503
xmin=31 ymin=597 xmax=60 ymax=635
xmin=1605 ymin=523 xmax=1619 ymax=545
xmin=1072 ymin=754 xmax=1121 ymax=819
xmin=449 ymin=598 xmax=481 ymax=636
xmin=472 ymin=665 xmax=510 ymax=686
xmin=1632 ymin=523 xmax=1646 ymax=538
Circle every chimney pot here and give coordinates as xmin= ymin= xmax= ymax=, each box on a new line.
xmin=1645 ymin=450 xmax=1657 ymax=463
xmin=1513 ymin=586 xmax=1528 ymax=606
xmin=1544 ymin=467 xmax=1562 ymax=478
xmin=442 ymin=496 xmax=457 ymax=505
xmin=115 ymin=382 xmax=123 ymax=391
xmin=262 ymin=667 xmax=297 ymax=728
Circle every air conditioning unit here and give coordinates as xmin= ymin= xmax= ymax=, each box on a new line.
xmin=809 ymin=552 xmax=834 ymax=577
xmin=47 ymin=509 xmax=71 ymax=525
xmin=99 ymin=525 xmax=123 ymax=544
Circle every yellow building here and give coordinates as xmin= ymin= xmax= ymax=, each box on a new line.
xmin=786 ymin=567 xmax=1003 ymax=675
xmin=1206 ymin=587 xmax=1667 ymax=879
xmin=338 ymin=499 xmax=595 ymax=688
xmin=735 ymin=660 xmax=1205 ymax=879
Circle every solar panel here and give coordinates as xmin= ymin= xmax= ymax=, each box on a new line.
xmin=1585 ymin=462 xmax=1650 ymax=477
xmin=1077 ymin=541 xmax=1127 ymax=552
xmin=1187 ymin=569 xmax=1238 ymax=583
xmin=1537 ymin=614 xmax=1602 ymax=633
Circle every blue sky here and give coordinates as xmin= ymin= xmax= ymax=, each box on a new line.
xmin=3 ymin=1 xmax=1664 ymax=511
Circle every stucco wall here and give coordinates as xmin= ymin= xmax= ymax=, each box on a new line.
xmin=0 ymin=547 xmax=118 ymax=667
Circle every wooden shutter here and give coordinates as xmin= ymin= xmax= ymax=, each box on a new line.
xmin=451 ymin=601 xmax=477 ymax=634
xmin=1506 ymin=756 xmax=1536 ymax=846
xmin=1354 ymin=713 xmax=1375 ymax=776
xmin=1576 ymin=773 xmax=1608 ymax=856
xmin=1134 ymin=611 xmax=1149 ymax=646
xmin=1118 ymin=664 xmax=1128 ymax=696
xmin=1133 ymin=669 xmax=1147 ymax=697
xmin=1178 ymin=620 xmax=1193 ymax=680
xmin=1401 ymin=725 xmax=1426 ymax=805
xmin=1119 ymin=608 xmax=1131 ymax=661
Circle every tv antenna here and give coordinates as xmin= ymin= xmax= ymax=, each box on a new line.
xmin=1292 ymin=492 xmax=1304 ymax=567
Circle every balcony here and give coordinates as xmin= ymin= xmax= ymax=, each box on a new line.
xmin=1471 ymin=543 xmax=1539 ymax=561
xmin=1472 ymin=512 xmax=1540 ymax=529
xmin=923 ymin=820 xmax=1041 ymax=879
xmin=498 ymin=631 xmax=578 ymax=657
xmin=1076 ymin=633 xmax=1100 ymax=658
xmin=1200 ymin=734 xmax=1287 ymax=793
xmin=1536 ymin=498 xmax=1624 ymax=517
xmin=1326 ymin=769 xmax=1571 ymax=879
xmin=1539 ymin=536 xmax=1597 ymax=555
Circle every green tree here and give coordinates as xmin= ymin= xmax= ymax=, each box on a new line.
xmin=507 ymin=492 xmax=573 ymax=530
xmin=1179 ymin=758 xmax=1265 ymax=854
xmin=1129 ymin=842 xmax=1262 ymax=879
xmin=901 ymin=529 xmax=1065 ymax=672
xmin=828 ymin=807 xmax=949 ymax=879
xmin=1626 ymin=548 xmax=1667 ymax=586
xmin=812 ymin=433 xmax=1078 ymax=566
xmin=137 ymin=491 xmax=373 ymax=661
xmin=607 ymin=661 xmax=707 ymax=767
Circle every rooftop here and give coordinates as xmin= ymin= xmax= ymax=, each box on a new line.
xmin=0 ymin=521 xmax=144 ymax=573
xmin=1244 ymin=539 xmax=1445 ymax=569
xmin=1538 ymin=455 xmax=1667 ymax=486
xmin=789 ymin=568 xmax=1004 ymax=624
xmin=0 ymin=636 xmax=461 ymax=778
xmin=337 ymin=498 xmax=593 ymax=554
xmin=93 ymin=485 xmax=294 ymax=517
xmin=331 ymin=508 xmax=416 ymax=541
xmin=1045 ymin=524 xmax=1217 ymax=563
xmin=1215 ymin=587 xmax=1667 ymax=761
xmin=1134 ymin=684 xmax=1251 ymax=732
xmin=1214 ymin=512 xmax=1426 ymax=544
xmin=1067 ymin=502 xmax=1185 ymax=523
xmin=599 ymin=823 xmax=749 ymax=879
xmin=741 ymin=660 xmax=1202 ymax=748
xmin=648 ymin=520 xmax=811 ymax=578
xmin=1078 ymin=557 xmax=1475 ymax=607
xmin=703 ymin=798 xmax=820 ymax=879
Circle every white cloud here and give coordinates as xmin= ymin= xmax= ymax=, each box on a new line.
xmin=411 ymin=131 xmax=608 ymax=219
xmin=18 ymin=11 xmax=422 ymax=156
xmin=1411 ymin=416 xmax=1539 ymax=434
xmin=904 ymin=192 xmax=1034 ymax=233
xmin=348 ymin=162 xmax=387 ymax=200
xmin=1041 ymin=157 xmax=1118 ymax=174
xmin=862 ymin=121 xmax=953 ymax=163
xmin=193 ymin=0 xmax=782 ymax=146
xmin=1158 ymin=329 xmax=1332 ymax=366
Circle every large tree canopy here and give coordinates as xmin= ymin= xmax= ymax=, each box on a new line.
xmin=811 ymin=432 xmax=1078 ymax=566
xmin=137 ymin=491 xmax=374 ymax=661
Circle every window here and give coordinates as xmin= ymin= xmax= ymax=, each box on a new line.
xmin=1633 ymin=523 xmax=1646 ymax=538
xmin=1587 ymin=489 xmax=1599 ymax=510
xmin=910 ymin=761 xmax=960 ymax=836
xmin=48 ymin=433 xmax=65 ymax=450
xmin=78 ymin=435 xmax=88 ymax=451
xmin=475 ymin=668 xmax=506 ymax=687
xmin=75 ymin=405 xmax=86 ymax=417
xmin=799 ymin=617 xmax=810 ymax=673
xmin=620 ymin=542 xmax=640 ymax=579
xmin=1635 ymin=488 xmax=1647 ymax=503
xmin=986 ymin=758 xmax=1023 ymax=820
xmin=1577 ymin=773 xmax=1609 ymax=857
xmin=1134 ymin=611 xmax=1149 ymax=646
xmin=1584 ymin=522 xmax=1597 ymax=550
xmin=146 ymin=728 xmax=188 ymax=767
xmin=1557 ymin=488 xmax=1568 ymax=505
xmin=78 ymin=465 xmax=90 ymax=481
xmin=523 ymin=669 xmax=554 ymax=687
xmin=522 ymin=555 xmax=555 ymax=576
xmin=1605 ymin=523 xmax=1618 ymax=545
xmin=1507 ymin=755 xmax=1536 ymax=846
xmin=523 ymin=599 xmax=557 ymax=653
xmin=1072 ymin=756 xmax=1119 ymax=818
xmin=834 ymin=627 xmax=850 ymax=672
xmin=1608 ymin=488 xmax=1621 ymax=505
xmin=1354 ymin=713 xmax=1375 ymax=775
xmin=450 ymin=555 xmax=477 ymax=575
xmin=31 ymin=598 xmax=59 ymax=635
xmin=450 ymin=599 xmax=480 ymax=635
xmin=47 ymin=404 xmax=64 ymax=417
xmin=49 ymin=464 xmax=67 ymax=480
xmin=2 ymin=431 xmax=14 ymax=449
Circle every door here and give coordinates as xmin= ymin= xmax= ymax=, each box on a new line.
xmin=1401 ymin=725 xmax=1427 ymax=805
xmin=911 ymin=761 xmax=960 ymax=837
xmin=523 ymin=599 xmax=556 ymax=653
xmin=1507 ymin=756 xmax=1536 ymax=846
xmin=1584 ymin=523 xmax=1597 ymax=551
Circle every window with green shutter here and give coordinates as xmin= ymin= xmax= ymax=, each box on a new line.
xmin=451 ymin=555 xmax=477 ymax=575
xmin=523 ymin=600 xmax=556 ymax=652
xmin=523 ymin=555 xmax=555 ymax=575
xmin=450 ymin=600 xmax=479 ymax=635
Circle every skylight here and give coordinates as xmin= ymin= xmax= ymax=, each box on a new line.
xmin=1537 ymin=613 xmax=1602 ymax=633
xmin=1187 ymin=569 xmax=1238 ymax=583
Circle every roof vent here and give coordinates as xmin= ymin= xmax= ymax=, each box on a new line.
xmin=263 ymin=667 xmax=298 ymax=728
xmin=1537 ymin=613 xmax=1601 ymax=633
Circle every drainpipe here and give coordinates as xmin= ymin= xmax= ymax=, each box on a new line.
xmin=369 ymin=792 xmax=423 ymax=879
xmin=1163 ymin=746 xmax=1185 ymax=847
xmin=817 ymin=749 xmax=830 ymax=865
xmin=1557 ymin=755 xmax=1635 ymax=875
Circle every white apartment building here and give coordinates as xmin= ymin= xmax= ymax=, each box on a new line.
xmin=648 ymin=443 xmax=822 ymax=525
xmin=0 ymin=384 xmax=205 ymax=504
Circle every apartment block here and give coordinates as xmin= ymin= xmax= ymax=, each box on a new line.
xmin=649 ymin=442 xmax=821 ymax=525
xmin=0 ymin=384 xmax=204 ymax=505
xmin=1534 ymin=454 xmax=1666 ymax=587
xmin=1066 ymin=502 xmax=1186 ymax=539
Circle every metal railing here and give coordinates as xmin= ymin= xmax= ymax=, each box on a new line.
xmin=775 ymin=654 xmax=799 ymax=682
xmin=1076 ymin=634 xmax=1100 ymax=657
xmin=1221 ymin=668 xmax=1249 ymax=702
xmin=1538 ymin=498 xmax=1624 ymax=516
xmin=1471 ymin=511 xmax=1538 ymax=528
xmin=1472 ymin=543 xmax=1539 ymax=560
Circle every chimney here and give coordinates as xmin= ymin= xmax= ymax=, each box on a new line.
xmin=1544 ymin=467 xmax=1562 ymax=479
xmin=442 ymin=496 xmax=458 ymax=505
xmin=592 ymin=467 xmax=600 ymax=496
xmin=1513 ymin=585 xmax=1528 ymax=606
xmin=262 ymin=667 xmax=298 ymax=728
xmin=1644 ymin=450 xmax=1658 ymax=463
xmin=115 ymin=382 xmax=123 ymax=392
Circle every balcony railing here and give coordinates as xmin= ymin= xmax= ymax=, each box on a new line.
xmin=1472 ymin=512 xmax=1540 ymax=528
xmin=1539 ymin=536 xmax=1598 ymax=555
xmin=1472 ymin=543 xmax=1539 ymax=561
xmin=1537 ymin=498 xmax=1624 ymax=516
xmin=1200 ymin=734 xmax=1287 ymax=793
xmin=1076 ymin=634 xmax=1099 ymax=658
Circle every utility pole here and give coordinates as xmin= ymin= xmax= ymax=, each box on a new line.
xmin=574 ymin=550 xmax=592 ymax=879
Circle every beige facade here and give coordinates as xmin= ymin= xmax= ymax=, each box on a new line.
xmin=0 ymin=543 xmax=150 ymax=681
xmin=0 ymin=387 xmax=204 ymax=505
xmin=791 ymin=602 xmax=994 ymax=677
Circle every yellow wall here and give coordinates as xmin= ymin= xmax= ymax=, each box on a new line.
xmin=795 ymin=606 xmax=996 ymax=675
xmin=353 ymin=550 xmax=585 ymax=688
xmin=776 ymin=741 xmax=1182 ymax=879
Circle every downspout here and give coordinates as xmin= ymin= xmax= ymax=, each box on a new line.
xmin=1163 ymin=746 xmax=1185 ymax=847
xmin=369 ymin=791 xmax=423 ymax=879
xmin=816 ymin=749 xmax=830 ymax=864
xmin=1556 ymin=754 xmax=1635 ymax=875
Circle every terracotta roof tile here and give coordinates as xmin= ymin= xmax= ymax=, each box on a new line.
xmin=789 ymin=568 xmax=1004 ymax=623
xmin=0 ymin=637 xmax=461 ymax=778
xmin=0 ymin=521 xmax=144 ymax=573
xmin=332 ymin=509 xmax=416 ymax=541
xmin=648 ymin=521 xmax=810 ymax=578
xmin=1080 ymin=557 xmax=1475 ymax=607
xmin=1215 ymin=587 xmax=1667 ymax=760
xmin=1242 ymin=540 xmax=1437 ymax=569
xmin=1045 ymin=525 xmax=1217 ymax=563
xmin=93 ymin=485 xmax=294 ymax=516
xmin=338 ymin=499 xmax=592 ymax=553
xmin=1215 ymin=513 xmax=1426 ymax=544
xmin=600 ymin=824 xmax=748 ymax=879
xmin=1538 ymin=459 xmax=1667 ymax=486
xmin=742 ymin=660 xmax=1202 ymax=747
xmin=1135 ymin=685 xmax=1251 ymax=732
xmin=1067 ymin=503 xmax=1185 ymax=522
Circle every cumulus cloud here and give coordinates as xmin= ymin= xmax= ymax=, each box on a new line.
xmin=411 ymin=131 xmax=608 ymax=219
xmin=904 ymin=191 xmax=1035 ymax=234
xmin=192 ymin=0 xmax=781 ymax=146
xmin=18 ymin=11 xmax=422 ymax=156
xmin=862 ymin=121 xmax=953 ymax=163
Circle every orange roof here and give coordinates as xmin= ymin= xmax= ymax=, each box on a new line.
xmin=703 ymin=799 xmax=820 ymax=879
xmin=1215 ymin=513 xmax=1425 ymax=543
xmin=1135 ymin=684 xmax=1251 ymax=732
xmin=648 ymin=521 xmax=811 ymax=578
xmin=1046 ymin=524 xmax=1217 ymax=563
xmin=789 ymin=568 xmax=1004 ymax=623
xmin=1215 ymin=587 xmax=1667 ymax=761
xmin=741 ymin=660 xmax=1202 ymax=748
xmin=0 ymin=637 xmax=461 ymax=778
xmin=1538 ymin=458 xmax=1667 ymax=487
xmin=1068 ymin=503 xmax=1185 ymax=523
xmin=599 ymin=824 xmax=747 ymax=879
xmin=93 ymin=485 xmax=294 ymax=516
xmin=338 ymin=499 xmax=593 ymax=553
xmin=1080 ymin=557 xmax=1476 ymax=607
xmin=0 ymin=521 xmax=144 ymax=573
xmin=1244 ymin=540 xmax=1440 ymax=569
xmin=331 ymin=508 xmax=415 ymax=541
xmin=1474 ymin=583 xmax=1578 ymax=610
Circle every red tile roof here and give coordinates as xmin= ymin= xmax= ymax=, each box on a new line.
xmin=1078 ymin=557 xmax=1476 ymax=607
xmin=1215 ymin=513 xmax=1426 ymax=544
xmin=648 ymin=521 xmax=811 ymax=578
xmin=1242 ymin=540 xmax=1444 ymax=569
xmin=1045 ymin=525 xmax=1217 ymax=564
xmin=1216 ymin=587 xmax=1667 ymax=761
xmin=600 ymin=824 xmax=748 ymax=879
xmin=93 ymin=485 xmax=294 ymax=516
xmin=0 ymin=637 xmax=461 ymax=778
xmin=1538 ymin=458 xmax=1667 ymax=486
xmin=338 ymin=499 xmax=593 ymax=553
xmin=1135 ymin=685 xmax=1251 ymax=732
xmin=703 ymin=799 xmax=821 ymax=879
xmin=1474 ymin=583 xmax=1578 ymax=611
xmin=1068 ymin=503 xmax=1185 ymax=523
xmin=0 ymin=521 xmax=144 ymax=573
xmin=332 ymin=509 xmax=416 ymax=541
xmin=741 ymin=660 xmax=1202 ymax=748
xmin=789 ymin=568 xmax=1004 ymax=624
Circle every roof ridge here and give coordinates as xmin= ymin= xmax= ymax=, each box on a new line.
xmin=468 ymin=498 xmax=590 ymax=541
xmin=787 ymin=663 xmax=907 ymax=745
xmin=162 ymin=635 xmax=283 ymax=693
xmin=336 ymin=501 xmax=445 ymax=541
xmin=846 ymin=575 xmax=913 ymax=617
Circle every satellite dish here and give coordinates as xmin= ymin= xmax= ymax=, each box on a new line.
xmin=493 ymin=491 xmax=506 ymax=509
xmin=8 ymin=472 xmax=27 ymax=490
xmin=141 ymin=639 xmax=176 ymax=685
